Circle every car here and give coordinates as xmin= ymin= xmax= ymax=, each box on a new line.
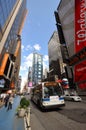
xmin=64 ymin=93 xmax=82 ymax=102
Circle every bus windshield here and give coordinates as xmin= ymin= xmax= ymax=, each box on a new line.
xmin=44 ymin=84 xmax=63 ymax=98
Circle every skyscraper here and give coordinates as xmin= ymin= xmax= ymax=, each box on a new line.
xmin=48 ymin=31 xmax=65 ymax=79
xmin=0 ymin=0 xmax=27 ymax=92
xmin=32 ymin=52 xmax=43 ymax=85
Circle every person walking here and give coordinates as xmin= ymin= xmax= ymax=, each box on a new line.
xmin=4 ymin=94 xmax=9 ymax=108
xmin=7 ymin=95 xmax=14 ymax=111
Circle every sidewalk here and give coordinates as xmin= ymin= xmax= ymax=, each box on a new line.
xmin=0 ymin=95 xmax=31 ymax=130
xmin=24 ymin=108 xmax=31 ymax=130
xmin=0 ymin=96 xmax=25 ymax=130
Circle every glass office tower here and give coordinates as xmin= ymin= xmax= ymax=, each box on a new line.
xmin=32 ymin=52 xmax=43 ymax=85
xmin=0 ymin=0 xmax=27 ymax=91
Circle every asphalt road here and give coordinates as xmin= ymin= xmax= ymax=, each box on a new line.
xmin=59 ymin=101 xmax=86 ymax=123
xmin=30 ymin=100 xmax=86 ymax=130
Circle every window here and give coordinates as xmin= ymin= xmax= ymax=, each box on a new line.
xmin=44 ymin=85 xmax=63 ymax=97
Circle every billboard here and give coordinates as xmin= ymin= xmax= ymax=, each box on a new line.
xmin=0 ymin=79 xmax=5 ymax=88
xmin=28 ymin=82 xmax=32 ymax=87
xmin=75 ymin=0 xmax=86 ymax=52
xmin=74 ymin=61 xmax=86 ymax=82
xmin=74 ymin=0 xmax=86 ymax=86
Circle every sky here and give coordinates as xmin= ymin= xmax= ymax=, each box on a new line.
xmin=20 ymin=0 xmax=60 ymax=89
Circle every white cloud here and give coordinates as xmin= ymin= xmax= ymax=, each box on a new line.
xmin=22 ymin=44 xmax=41 ymax=52
xmin=43 ymin=55 xmax=49 ymax=70
xmin=26 ymin=44 xmax=32 ymax=51
xmin=20 ymin=53 xmax=33 ymax=71
xmin=21 ymin=44 xmax=24 ymax=50
xmin=20 ymin=53 xmax=33 ymax=91
xmin=24 ymin=53 xmax=33 ymax=67
xmin=20 ymin=65 xmax=27 ymax=71
xmin=33 ymin=44 xmax=41 ymax=51
xmin=43 ymin=55 xmax=49 ymax=62
xmin=26 ymin=53 xmax=33 ymax=61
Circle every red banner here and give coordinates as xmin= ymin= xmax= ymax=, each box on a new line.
xmin=75 ymin=0 xmax=86 ymax=52
xmin=74 ymin=0 xmax=86 ymax=85
xmin=74 ymin=60 xmax=86 ymax=82
xmin=78 ymin=82 xmax=86 ymax=89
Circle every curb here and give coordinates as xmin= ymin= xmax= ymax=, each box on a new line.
xmin=24 ymin=107 xmax=31 ymax=130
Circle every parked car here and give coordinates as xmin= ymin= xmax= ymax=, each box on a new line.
xmin=64 ymin=93 xmax=82 ymax=102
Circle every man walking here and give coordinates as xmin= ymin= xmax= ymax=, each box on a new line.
xmin=7 ymin=95 xmax=14 ymax=110
xmin=4 ymin=94 xmax=9 ymax=108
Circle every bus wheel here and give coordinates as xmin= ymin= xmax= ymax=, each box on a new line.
xmin=37 ymin=100 xmax=40 ymax=108
xmin=39 ymin=102 xmax=44 ymax=111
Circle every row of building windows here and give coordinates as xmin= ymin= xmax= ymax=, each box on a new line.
xmin=0 ymin=0 xmax=16 ymax=29
xmin=4 ymin=0 xmax=26 ymax=55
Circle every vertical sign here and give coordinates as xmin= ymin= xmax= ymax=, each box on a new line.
xmin=74 ymin=0 xmax=86 ymax=88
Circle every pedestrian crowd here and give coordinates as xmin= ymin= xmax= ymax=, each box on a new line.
xmin=0 ymin=93 xmax=14 ymax=111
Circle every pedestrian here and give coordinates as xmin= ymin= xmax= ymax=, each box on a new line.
xmin=7 ymin=95 xmax=14 ymax=110
xmin=4 ymin=94 xmax=9 ymax=108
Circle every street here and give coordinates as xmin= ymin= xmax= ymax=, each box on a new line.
xmin=0 ymin=94 xmax=86 ymax=130
xmin=30 ymin=99 xmax=86 ymax=130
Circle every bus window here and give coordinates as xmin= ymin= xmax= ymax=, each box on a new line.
xmin=44 ymin=84 xmax=63 ymax=97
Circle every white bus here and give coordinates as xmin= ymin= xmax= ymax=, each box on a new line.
xmin=31 ymin=82 xmax=65 ymax=110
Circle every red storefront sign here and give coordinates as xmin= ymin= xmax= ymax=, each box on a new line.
xmin=74 ymin=0 xmax=86 ymax=86
xmin=74 ymin=61 xmax=86 ymax=82
xmin=75 ymin=0 xmax=86 ymax=51
xmin=78 ymin=82 xmax=86 ymax=89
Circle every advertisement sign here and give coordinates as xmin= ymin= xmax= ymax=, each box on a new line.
xmin=74 ymin=0 xmax=86 ymax=84
xmin=0 ymin=79 xmax=5 ymax=88
xmin=75 ymin=0 xmax=86 ymax=52
xmin=28 ymin=82 xmax=32 ymax=87
xmin=78 ymin=82 xmax=86 ymax=89
xmin=74 ymin=60 xmax=86 ymax=82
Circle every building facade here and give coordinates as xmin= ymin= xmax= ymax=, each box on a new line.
xmin=32 ymin=52 xmax=43 ymax=85
xmin=48 ymin=31 xmax=65 ymax=79
xmin=0 ymin=0 xmax=27 ymax=92
xmin=55 ymin=0 xmax=86 ymax=91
